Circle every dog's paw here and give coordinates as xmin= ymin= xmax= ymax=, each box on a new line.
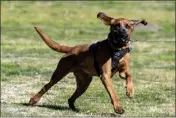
xmin=126 ymin=83 xmax=134 ymax=98
xmin=68 ymin=99 xmax=79 ymax=112
xmin=114 ymin=107 xmax=125 ymax=114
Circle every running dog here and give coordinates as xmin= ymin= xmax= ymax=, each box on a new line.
xmin=29 ymin=12 xmax=147 ymax=114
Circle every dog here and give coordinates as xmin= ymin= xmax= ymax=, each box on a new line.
xmin=29 ymin=12 xmax=147 ymax=114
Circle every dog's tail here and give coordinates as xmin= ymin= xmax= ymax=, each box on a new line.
xmin=34 ymin=27 xmax=72 ymax=53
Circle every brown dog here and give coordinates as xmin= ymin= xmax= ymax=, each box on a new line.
xmin=29 ymin=12 xmax=147 ymax=114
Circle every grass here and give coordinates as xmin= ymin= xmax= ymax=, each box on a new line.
xmin=1 ymin=1 xmax=175 ymax=117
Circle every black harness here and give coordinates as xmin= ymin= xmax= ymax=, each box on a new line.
xmin=89 ymin=39 xmax=132 ymax=76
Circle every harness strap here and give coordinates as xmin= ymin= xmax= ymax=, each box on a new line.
xmin=111 ymin=46 xmax=132 ymax=72
xmin=89 ymin=40 xmax=132 ymax=76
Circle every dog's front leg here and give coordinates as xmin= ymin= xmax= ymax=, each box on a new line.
xmin=119 ymin=60 xmax=134 ymax=98
xmin=101 ymin=73 xmax=124 ymax=114
xmin=124 ymin=71 xmax=134 ymax=98
xmin=100 ymin=62 xmax=124 ymax=114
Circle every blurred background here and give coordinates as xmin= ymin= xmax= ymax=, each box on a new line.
xmin=1 ymin=1 xmax=175 ymax=117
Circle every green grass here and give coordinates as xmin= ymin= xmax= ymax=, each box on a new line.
xmin=1 ymin=1 xmax=175 ymax=117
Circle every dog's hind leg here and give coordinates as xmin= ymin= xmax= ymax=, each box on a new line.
xmin=68 ymin=71 xmax=92 ymax=111
xmin=29 ymin=56 xmax=74 ymax=105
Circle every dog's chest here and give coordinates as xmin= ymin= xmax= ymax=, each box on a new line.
xmin=89 ymin=41 xmax=132 ymax=73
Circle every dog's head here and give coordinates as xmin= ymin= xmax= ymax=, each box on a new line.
xmin=97 ymin=12 xmax=147 ymax=47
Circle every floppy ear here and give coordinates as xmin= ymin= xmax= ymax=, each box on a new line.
xmin=97 ymin=12 xmax=115 ymax=25
xmin=131 ymin=19 xmax=148 ymax=26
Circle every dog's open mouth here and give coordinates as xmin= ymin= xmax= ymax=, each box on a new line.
xmin=108 ymin=32 xmax=130 ymax=49
xmin=114 ymin=33 xmax=130 ymax=46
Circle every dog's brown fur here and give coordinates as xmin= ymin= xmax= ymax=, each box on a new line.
xmin=29 ymin=12 xmax=147 ymax=114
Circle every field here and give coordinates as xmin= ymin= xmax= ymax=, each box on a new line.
xmin=1 ymin=1 xmax=175 ymax=117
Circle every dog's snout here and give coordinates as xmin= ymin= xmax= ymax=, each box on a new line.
xmin=120 ymin=28 xmax=126 ymax=33
xmin=119 ymin=28 xmax=128 ymax=36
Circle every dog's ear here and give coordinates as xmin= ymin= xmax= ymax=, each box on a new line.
xmin=97 ymin=12 xmax=115 ymax=25
xmin=131 ymin=19 xmax=148 ymax=26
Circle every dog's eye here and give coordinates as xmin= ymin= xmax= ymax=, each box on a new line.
xmin=125 ymin=24 xmax=130 ymax=29
xmin=111 ymin=25 xmax=117 ymax=30
xmin=115 ymin=23 xmax=120 ymax=27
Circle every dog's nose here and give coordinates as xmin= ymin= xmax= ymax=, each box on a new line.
xmin=119 ymin=29 xmax=128 ymax=36
xmin=120 ymin=29 xmax=127 ymax=33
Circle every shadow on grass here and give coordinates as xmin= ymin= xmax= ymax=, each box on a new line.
xmin=3 ymin=102 xmax=123 ymax=116
xmin=21 ymin=103 xmax=71 ymax=111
